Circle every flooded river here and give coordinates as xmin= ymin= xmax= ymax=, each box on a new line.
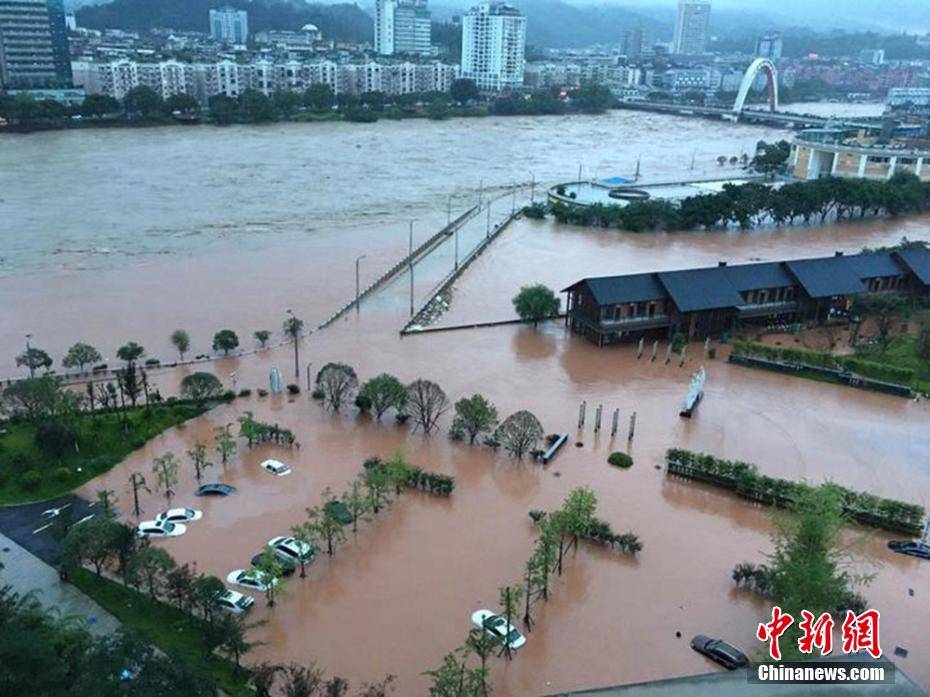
xmin=4 ymin=110 xmax=930 ymax=693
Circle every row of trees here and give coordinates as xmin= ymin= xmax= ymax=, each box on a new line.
xmin=543 ymin=171 xmax=930 ymax=233
xmin=312 ymin=364 xmax=549 ymax=460
xmin=425 ymin=488 xmax=641 ymax=695
xmin=12 ymin=326 xmax=279 ymax=380
xmin=55 ymin=500 xmax=394 ymax=695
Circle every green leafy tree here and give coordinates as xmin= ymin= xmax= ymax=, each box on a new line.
xmin=465 ymin=629 xmax=496 ymax=697
xmin=512 ymin=284 xmax=560 ymax=327
xmin=80 ymin=93 xmax=120 ymax=117
xmin=851 ymin=293 xmax=907 ymax=355
xmin=289 ymin=521 xmax=317 ymax=578
xmin=214 ymin=423 xmax=237 ymax=465
xmin=165 ymin=93 xmax=199 ymax=114
xmin=362 ymin=462 xmax=392 ymax=514
xmin=283 ymin=313 xmax=305 ymax=380
xmin=343 ymin=479 xmax=372 ymax=534
xmin=96 ymin=489 xmax=118 ymax=519
xmin=208 ymin=94 xmax=238 ymax=124
xmin=186 ymin=443 xmax=213 ymax=482
xmin=498 ymin=585 xmax=523 ymax=660
xmin=123 ymin=86 xmax=165 ymax=118
xmin=212 ymin=329 xmax=240 ymax=356
xmin=450 ymin=78 xmax=479 ymax=104
xmin=238 ymin=89 xmax=278 ymax=123
xmin=180 ymin=372 xmax=223 ymax=402
xmin=152 ymin=452 xmax=180 ymax=502
xmin=128 ymin=472 xmax=150 ymax=518
xmin=116 ymin=342 xmax=145 ymax=367
xmin=15 ymin=347 xmax=52 ymax=377
xmin=62 ymin=342 xmax=101 ymax=373
xmin=128 ymin=546 xmax=176 ymax=598
xmin=170 ymin=329 xmax=190 ymax=360
xmin=359 ymin=373 xmax=407 ymax=421
xmin=61 ymin=517 xmax=125 ymax=576
xmin=216 ymin=612 xmax=259 ymax=674
xmin=191 ymin=574 xmax=226 ymax=623
xmin=1 ymin=376 xmax=77 ymax=422
xmin=304 ymin=83 xmax=335 ymax=110
xmin=253 ymin=329 xmax=271 ymax=348
xmin=253 ymin=547 xmax=285 ymax=607
xmin=306 ymin=488 xmax=346 ymax=556
xmin=424 ymin=648 xmax=485 ymax=697
xmin=451 ymin=394 xmax=498 ymax=444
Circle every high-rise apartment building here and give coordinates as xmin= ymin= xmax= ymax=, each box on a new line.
xmin=374 ymin=0 xmax=431 ymax=57
xmin=755 ymin=32 xmax=783 ymax=60
xmin=460 ymin=2 xmax=526 ymax=91
xmin=621 ymin=27 xmax=651 ymax=61
xmin=672 ymin=0 xmax=711 ymax=55
xmin=209 ymin=6 xmax=249 ymax=44
xmin=0 ymin=0 xmax=71 ymax=88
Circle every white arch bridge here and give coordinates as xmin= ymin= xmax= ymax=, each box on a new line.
xmin=733 ymin=57 xmax=779 ymax=114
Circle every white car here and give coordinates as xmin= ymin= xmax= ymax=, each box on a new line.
xmin=226 ymin=569 xmax=280 ymax=592
xmin=215 ymin=588 xmax=255 ymax=614
xmin=268 ymin=536 xmax=314 ymax=563
xmin=155 ymin=508 xmax=203 ymax=524
xmin=471 ymin=609 xmax=527 ymax=649
xmin=260 ymin=459 xmax=291 ymax=476
xmin=136 ymin=519 xmax=187 ymax=539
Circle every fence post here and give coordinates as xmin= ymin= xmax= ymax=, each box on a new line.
xmin=628 ymin=411 xmax=637 ymax=441
xmin=594 ymin=404 xmax=602 ymax=433
xmin=578 ymin=401 xmax=586 ymax=429
xmin=611 ymin=408 xmax=619 ymax=437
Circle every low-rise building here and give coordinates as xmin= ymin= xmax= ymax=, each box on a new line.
xmin=563 ymin=250 xmax=930 ymax=344
xmin=790 ymin=129 xmax=930 ymax=182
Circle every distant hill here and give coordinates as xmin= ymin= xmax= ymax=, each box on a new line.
xmin=75 ymin=0 xmax=374 ymax=42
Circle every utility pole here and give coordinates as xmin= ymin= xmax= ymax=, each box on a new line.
xmin=306 ymin=362 xmax=313 ymax=392
xmin=486 ymin=203 xmax=491 ymax=239
xmin=408 ymin=220 xmax=414 ymax=257
xmin=24 ymin=333 xmax=33 ymax=378
xmin=454 ymin=226 xmax=459 ymax=270
xmin=409 ymin=263 xmax=415 ymax=317
xmin=355 ymin=254 xmax=366 ymax=315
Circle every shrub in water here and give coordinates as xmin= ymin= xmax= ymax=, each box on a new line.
xmin=238 ymin=388 xmax=252 ymax=397
xmin=286 ymin=383 xmax=301 ymax=395
xmin=608 ymin=452 xmax=633 ymax=469
xmin=311 ymin=388 xmax=325 ymax=400
xmin=53 ymin=467 xmax=71 ymax=483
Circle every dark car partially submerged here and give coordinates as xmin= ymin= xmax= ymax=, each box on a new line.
xmin=194 ymin=483 xmax=236 ymax=497
xmin=690 ymin=635 xmax=748 ymax=670
xmin=888 ymin=540 xmax=930 ymax=560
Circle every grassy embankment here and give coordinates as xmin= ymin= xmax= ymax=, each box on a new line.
xmin=0 ymin=403 xmax=208 ymax=504
xmin=71 ymin=569 xmax=252 ymax=697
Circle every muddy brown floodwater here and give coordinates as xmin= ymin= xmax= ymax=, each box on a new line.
xmin=5 ymin=111 xmax=930 ymax=694
xmin=81 ymin=217 xmax=930 ymax=695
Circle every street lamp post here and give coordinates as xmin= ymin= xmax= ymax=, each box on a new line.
xmin=409 ymin=263 xmax=415 ymax=317
xmin=454 ymin=226 xmax=459 ymax=270
xmin=408 ymin=220 xmax=414 ymax=257
xmin=355 ymin=254 xmax=367 ymax=315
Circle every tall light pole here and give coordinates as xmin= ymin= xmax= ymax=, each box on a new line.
xmin=408 ymin=220 xmax=414 ymax=257
xmin=454 ymin=226 xmax=459 ymax=270
xmin=24 ymin=333 xmax=33 ymax=378
xmin=355 ymin=254 xmax=367 ymax=315
xmin=285 ymin=309 xmax=302 ymax=379
xmin=409 ymin=263 xmax=415 ymax=317
xmin=486 ymin=201 xmax=492 ymax=239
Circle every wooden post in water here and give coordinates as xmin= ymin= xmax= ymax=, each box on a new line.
xmin=594 ymin=404 xmax=602 ymax=433
xmin=704 ymin=337 xmax=711 ymax=356
xmin=665 ymin=342 xmax=673 ymax=365
xmin=637 ymin=337 xmax=644 ymax=359
xmin=651 ymin=340 xmax=659 ymax=362
xmin=679 ymin=344 xmax=688 ymax=367
xmin=578 ymin=401 xmax=586 ymax=429
xmin=628 ymin=411 xmax=637 ymax=441
xmin=611 ymin=408 xmax=619 ymax=437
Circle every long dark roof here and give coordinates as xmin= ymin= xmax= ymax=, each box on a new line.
xmin=896 ymin=248 xmax=930 ymax=285
xmin=784 ymin=257 xmax=866 ymax=299
xmin=563 ymin=251 xmax=924 ymax=312
xmin=658 ymin=268 xmax=744 ymax=312
xmin=565 ymin=273 xmax=667 ymax=305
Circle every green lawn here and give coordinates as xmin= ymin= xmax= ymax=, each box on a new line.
xmin=0 ymin=403 xmax=208 ymax=504
xmin=71 ymin=569 xmax=252 ymax=697
xmin=855 ymin=335 xmax=930 ymax=392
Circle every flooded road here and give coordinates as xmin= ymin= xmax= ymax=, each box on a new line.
xmin=4 ymin=109 xmax=930 ymax=693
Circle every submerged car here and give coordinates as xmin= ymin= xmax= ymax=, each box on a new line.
xmin=194 ymin=483 xmax=236 ymax=497
xmin=215 ymin=589 xmax=255 ymax=614
xmin=268 ymin=536 xmax=314 ymax=563
xmin=136 ymin=520 xmax=187 ymax=539
xmin=471 ymin=609 xmax=527 ymax=649
xmin=888 ymin=540 xmax=930 ymax=560
xmin=250 ymin=552 xmax=297 ymax=577
xmin=226 ymin=569 xmax=280 ymax=592
xmin=260 ymin=459 xmax=292 ymax=476
xmin=690 ymin=635 xmax=748 ymax=670
xmin=155 ymin=508 xmax=202 ymax=524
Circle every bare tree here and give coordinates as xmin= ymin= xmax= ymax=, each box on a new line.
xmin=316 ymin=363 xmax=359 ymax=412
xmin=406 ymin=379 xmax=449 ymax=434
xmin=495 ymin=411 xmax=544 ymax=459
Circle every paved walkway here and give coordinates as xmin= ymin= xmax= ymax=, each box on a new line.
xmin=0 ymin=531 xmax=120 ymax=637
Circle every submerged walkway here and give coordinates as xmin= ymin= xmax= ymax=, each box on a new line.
xmin=0 ymin=531 xmax=120 ymax=637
